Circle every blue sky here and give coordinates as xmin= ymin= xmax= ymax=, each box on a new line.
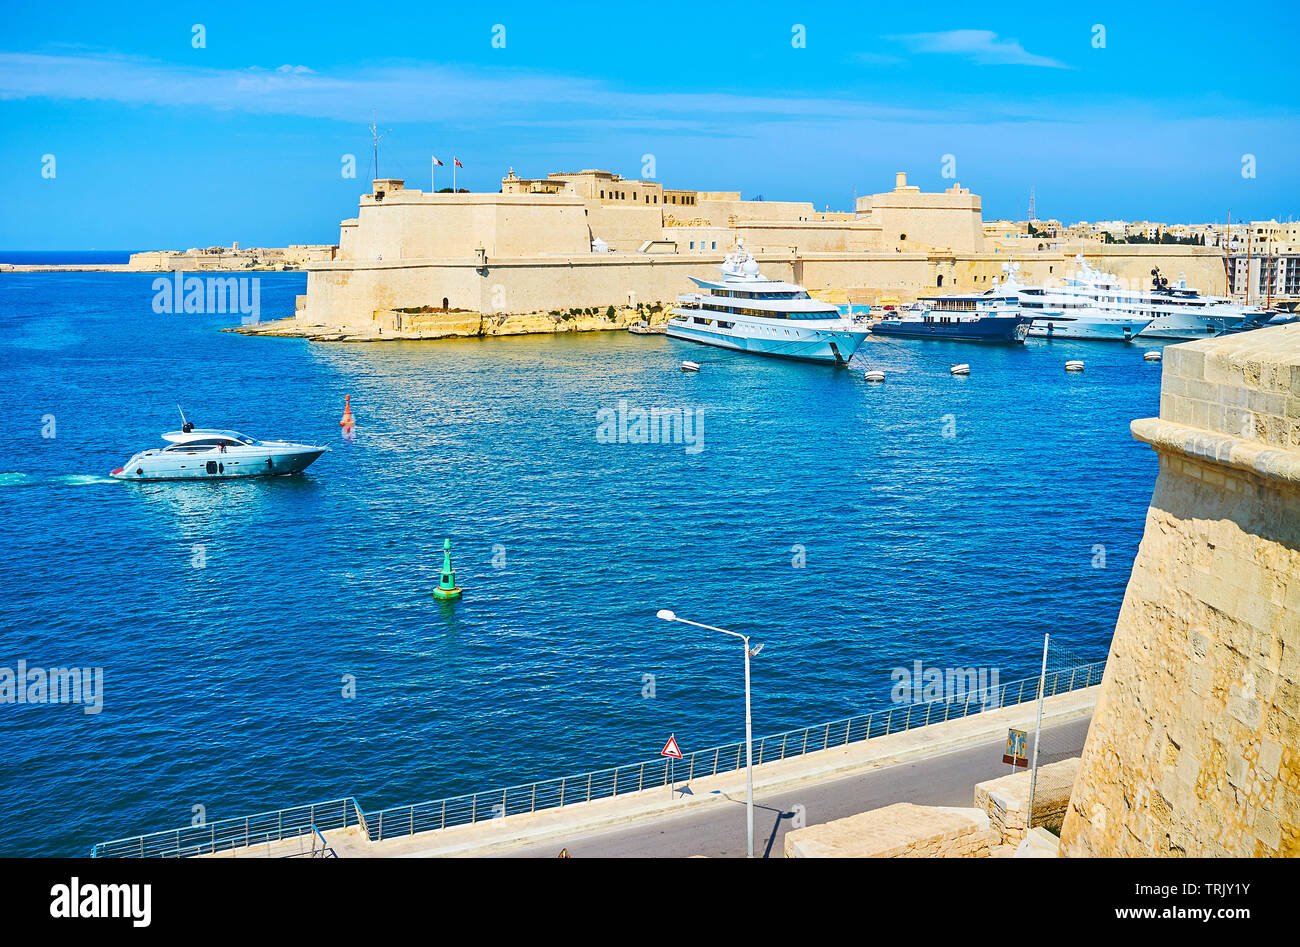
xmin=2 ymin=0 xmax=1297 ymax=248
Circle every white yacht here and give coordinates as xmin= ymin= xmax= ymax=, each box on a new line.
xmin=112 ymin=418 xmax=327 ymax=482
xmin=667 ymin=242 xmax=868 ymax=365
xmin=1023 ymin=255 xmax=1271 ymax=341
xmin=1001 ymin=263 xmax=1152 ymax=341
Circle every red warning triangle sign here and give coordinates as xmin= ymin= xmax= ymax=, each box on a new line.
xmin=661 ymin=734 xmax=683 ymax=759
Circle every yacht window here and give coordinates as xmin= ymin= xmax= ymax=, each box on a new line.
xmin=165 ymin=440 xmax=227 ymax=452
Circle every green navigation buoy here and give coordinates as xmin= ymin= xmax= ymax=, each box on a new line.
xmin=433 ymin=538 xmax=462 ymax=601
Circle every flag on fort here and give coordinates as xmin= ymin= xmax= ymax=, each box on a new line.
xmin=431 ymin=156 xmax=444 ymax=166
xmin=454 ymin=157 xmax=463 ymax=168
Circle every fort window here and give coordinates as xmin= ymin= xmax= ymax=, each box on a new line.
xmin=937 ymin=275 xmax=943 ymax=287
xmin=442 ymin=297 xmax=449 ymax=309
xmin=900 ymin=233 xmax=907 ymax=241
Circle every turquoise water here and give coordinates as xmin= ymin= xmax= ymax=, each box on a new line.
xmin=0 ymin=272 xmax=1161 ymax=855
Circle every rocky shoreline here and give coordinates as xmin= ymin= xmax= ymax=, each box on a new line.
xmin=226 ymin=304 xmax=669 ymax=342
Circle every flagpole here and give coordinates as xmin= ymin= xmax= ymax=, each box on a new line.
xmin=453 ymin=158 xmax=457 ymax=194
xmin=432 ymin=157 xmax=436 ymax=193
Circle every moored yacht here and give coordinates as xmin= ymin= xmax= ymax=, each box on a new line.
xmin=112 ymin=416 xmax=327 ymax=481
xmin=1036 ymin=255 xmax=1272 ymax=340
xmin=870 ymin=264 xmax=1031 ymax=344
xmin=666 ymin=241 xmax=868 ymax=365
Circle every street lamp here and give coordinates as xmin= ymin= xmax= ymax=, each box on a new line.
xmin=656 ymin=609 xmax=762 ymax=858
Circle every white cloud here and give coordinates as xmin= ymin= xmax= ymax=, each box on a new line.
xmin=891 ymin=30 xmax=1067 ymax=68
xmin=0 ymin=51 xmax=1037 ymax=128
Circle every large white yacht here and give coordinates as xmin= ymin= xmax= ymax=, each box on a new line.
xmin=112 ymin=419 xmax=327 ymax=482
xmin=667 ymin=242 xmax=868 ymax=365
xmin=1022 ymin=255 xmax=1272 ymax=341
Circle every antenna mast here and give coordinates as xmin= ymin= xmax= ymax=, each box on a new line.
xmin=1246 ymin=217 xmax=1252 ymax=305
xmin=368 ymin=112 xmax=390 ymax=180
xmin=1225 ymin=211 xmax=1232 ymax=297
xmin=1266 ymin=233 xmax=1272 ymax=310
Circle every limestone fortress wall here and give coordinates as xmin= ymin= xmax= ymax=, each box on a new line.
xmin=1060 ymin=324 xmax=1300 ymax=857
xmin=303 ymin=168 xmax=1231 ymax=328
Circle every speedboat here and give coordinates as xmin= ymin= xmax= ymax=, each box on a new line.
xmin=111 ymin=417 xmax=327 ymax=482
xmin=666 ymin=240 xmax=868 ymax=365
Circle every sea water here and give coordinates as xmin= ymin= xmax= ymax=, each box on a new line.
xmin=0 ymin=271 xmax=1163 ymax=854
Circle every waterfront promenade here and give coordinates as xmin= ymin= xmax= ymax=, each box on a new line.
xmin=201 ymin=685 xmax=1096 ymax=858
xmin=500 ymin=715 xmax=1091 ymax=858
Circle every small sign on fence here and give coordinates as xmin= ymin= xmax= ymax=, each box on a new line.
xmin=1003 ymin=728 xmax=1029 ymax=767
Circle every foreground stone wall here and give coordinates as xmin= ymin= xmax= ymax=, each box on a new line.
xmin=1060 ymin=324 xmax=1300 ymax=857
xmin=784 ymin=803 xmax=998 ymax=858
xmin=974 ymin=757 xmax=1080 ymax=844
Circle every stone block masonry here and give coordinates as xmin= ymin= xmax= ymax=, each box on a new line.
xmin=1060 ymin=323 xmax=1300 ymax=857
xmin=783 ymin=803 xmax=998 ymax=858
xmin=974 ymin=757 xmax=1080 ymax=844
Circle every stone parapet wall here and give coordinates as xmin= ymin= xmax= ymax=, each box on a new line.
xmin=783 ymin=803 xmax=998 ymax=858
xmin=974 ymin=757 xmax=1080 ymax=844
xmin=1060 ymin=323 xmax=1300 ymax=857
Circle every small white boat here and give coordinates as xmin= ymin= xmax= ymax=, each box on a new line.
xmin=863 ymin=369 xmax=886 ymax=383
xmin=112 ymin=413 xmax=327 ymax=482
xmin=1065 ymin=360 xmax=1085 ymax=372
xmin=681 ymin=360 xmax=701 ymax=373
xmin=1144 ymin=351 xmax=1162 ymax=362
xmin=950 ymin=364 xmax=971 ymax=376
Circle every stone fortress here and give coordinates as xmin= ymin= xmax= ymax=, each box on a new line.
xmin=299 ymin=167 xmax=1233 ymax=333
xmin=1060 ymin=324 xmax=1300 ymax=857
xmin=128 ymin=243 xmax=336 ymax=271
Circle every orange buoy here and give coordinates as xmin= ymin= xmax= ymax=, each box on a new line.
xmin=339 ymin=394 xmax=355 ymax=427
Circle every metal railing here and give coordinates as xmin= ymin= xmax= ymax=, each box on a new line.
xmin=91 ymin=659 xmax=1105 ymax=855
xmin=362 ymin=659 xmax=1107 ymax=842
xmin=91 ymin=797 xmax=363 ymax=858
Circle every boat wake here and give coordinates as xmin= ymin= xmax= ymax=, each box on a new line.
xmin=0 ymin=473 xmax=121 ymax=487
